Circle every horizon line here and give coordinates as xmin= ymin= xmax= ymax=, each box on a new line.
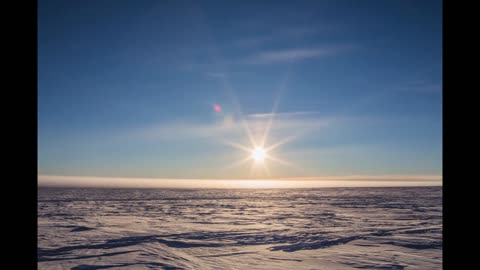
xmin=38 ymin=174 xmax=442 ymax=181
xmin=38 ymin=174 xmax=442 ymax=189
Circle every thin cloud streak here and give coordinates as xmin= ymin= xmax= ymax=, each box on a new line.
xmin=233 ymin=23 xmax=342 ymax=47
xmin=233 ymin=26 xmax=321 ymax=48
xmin=247 ymin=111 xmax=321 ymax=118
xmin=246 ymin=45 xmax=354 ymax=64
xmin=130 ymin=112 xmax=333 ymax=142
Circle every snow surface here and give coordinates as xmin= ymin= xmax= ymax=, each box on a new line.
xmin=38 ymin=187 xmax=442 ymax=269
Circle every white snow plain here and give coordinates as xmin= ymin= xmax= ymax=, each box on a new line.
xmin=38 ymin=187 xmax=442 ymax=269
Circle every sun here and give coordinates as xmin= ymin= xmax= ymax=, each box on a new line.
xmin=220 ymin=110 xmax=300 ymax=176
xmin=251 ymin=147 xmax=266 ymax=162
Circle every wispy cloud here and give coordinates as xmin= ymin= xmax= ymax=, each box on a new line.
xmin=396 ymin=81 xmax=442 ymax=94
xmin=129 ymin=111 xmax=332 ymax=142
xmin=246 ymin=45 xmax=354 ymax=65
xmin=182 ymin=25 xmax=349 ymax=72
xmin=233 ymin=26 xmax=333 ymax=48
xmin=247 ymin=111 xmax=321 ymax=118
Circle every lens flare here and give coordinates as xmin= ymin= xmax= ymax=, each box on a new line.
xmin=213 ymin=104 xmax=221 ymax=112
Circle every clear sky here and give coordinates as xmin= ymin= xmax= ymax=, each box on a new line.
xmin=38 ymin=0 xmax=442 ymax=182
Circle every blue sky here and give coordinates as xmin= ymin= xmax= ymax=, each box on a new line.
xmin=38 ymin=0 xmax=442 ymax=180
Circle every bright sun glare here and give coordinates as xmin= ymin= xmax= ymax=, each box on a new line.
xmin=252 ymin=147 xmax=266 ymax=162
xmin=220 ymin=93 xmax=300 ymax=176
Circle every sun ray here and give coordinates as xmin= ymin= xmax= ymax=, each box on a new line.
xmin=216 ymin=68 xmax=300 ymax=177
xmin=264 ymin=134 xmax=300 ymax=152
xmin=222 ymin=133 xmax=300 ymax=176
xmin=260 ymin=113 xmax=274 ymax=148
xmin=265 ymin=154 xmax=301 ymax=171
xmin=240 ymin=117 xmax=257 ymax=148
xmin=220 ymin=139 xmax=253 ymax=153
xmin=222 ymin=156 xmax=253 ymax=171
xmin=259 ymin=70 xmax=291 ymax=148
xmin=213 ymin=64 xmax=257 ymax=150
